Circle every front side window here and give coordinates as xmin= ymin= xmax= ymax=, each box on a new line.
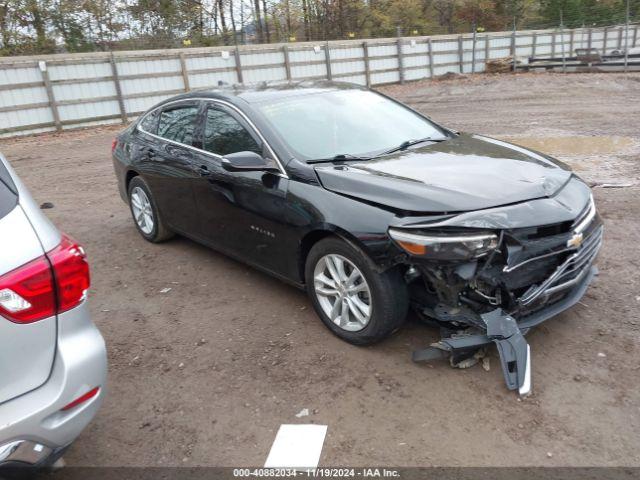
xmin=157 ymin=105 xmax=199 ymax=145
xmin=254 ymin=89 xmax=448 ymax=160
xmin=203 ymin=108 xmax=261 ymax=156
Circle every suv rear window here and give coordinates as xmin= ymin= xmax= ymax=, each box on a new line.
xmin=0 ymin=160 xmax=18 ymax=219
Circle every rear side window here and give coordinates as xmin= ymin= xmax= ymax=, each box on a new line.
xmin=0 ymin=161 xmax=18 ymax=220
xmin=203 ymin=108 xmax=261 ymax=156
xmin=139 ymin=109 xmax=159 ymax=134
xmin=158 ymin=105 xmax=199 ymax=145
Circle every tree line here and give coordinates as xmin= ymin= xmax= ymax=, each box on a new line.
xmin=0 ymin=0 xmax=636 ymax=55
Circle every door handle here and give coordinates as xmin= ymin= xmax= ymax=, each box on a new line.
xmin=197 ymin=165 xmax=211 ymax=177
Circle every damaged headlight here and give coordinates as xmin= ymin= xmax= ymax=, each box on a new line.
xmin=388 ymin=228 xmax=498 ymax=260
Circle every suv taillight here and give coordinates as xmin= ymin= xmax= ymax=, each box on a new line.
xmin=48 ymin=235 xmax=90 ymax=313
xmin=0 ymin=256 xmax=55 ymax=323
xmin=0 ymin=234 xmax=90 ymax=323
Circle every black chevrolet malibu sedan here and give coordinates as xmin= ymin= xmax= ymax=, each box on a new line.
xmin=112 ymin=81 xmax=602 ymax=395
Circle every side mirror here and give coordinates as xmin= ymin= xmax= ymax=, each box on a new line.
xmin=221 ymin=151 xmax=279 ymax=172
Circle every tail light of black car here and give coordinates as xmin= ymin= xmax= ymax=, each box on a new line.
xmin=0 ymin=234 xmax=90 ymax=323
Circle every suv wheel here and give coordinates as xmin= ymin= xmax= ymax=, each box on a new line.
xmin=305 ymin=237 xmax=408 ymax=345
xmin=128 ymin=176 xmax=173 ymax=242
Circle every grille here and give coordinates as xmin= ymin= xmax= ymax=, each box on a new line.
xmin=518 ymin=225 xmax=603 ymax=306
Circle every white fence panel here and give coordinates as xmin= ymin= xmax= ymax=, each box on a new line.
xmin=0 ymin=65 xmax=41 ymax=85
xmin=291 ymin=62 xmax=327 ymax=79
xmin=404 ymin=68 xmax=430 ymax=80
xmin=332 ymin=59 xmax=365 ymax=75
xmin=48 ymin=61 xmax=111 ymax=81
xmin=117 ymin=58 xmax=181 ymax=76
xmin=53 ymin=81 xmax=116 ymax=102
xmin=0 ymin=23 xmax=635 ymax=137
xmin=189 ymin=70 xmax=237 ymax=89
xmin=243 ymin=66 xmax=287 ymax=83
xmin=0 ymin=86 xmax=48 ymax=108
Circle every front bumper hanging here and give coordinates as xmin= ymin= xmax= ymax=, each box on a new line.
xmin=412 ymin=266 xmax=598 ymax=396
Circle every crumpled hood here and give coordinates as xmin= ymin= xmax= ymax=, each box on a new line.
xmin=314 ymin=133 xmax=573 ymax=213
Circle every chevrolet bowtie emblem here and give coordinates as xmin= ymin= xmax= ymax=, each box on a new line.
xmin=567 ymin=232 xmax=584 ymax=248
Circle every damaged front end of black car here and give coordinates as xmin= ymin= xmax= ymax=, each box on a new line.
xmin=311 ymin=130 xmax=603 ymax=397
xmin=388 ymin=183 xmax=602 ymax=396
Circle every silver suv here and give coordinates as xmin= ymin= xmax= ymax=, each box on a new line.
xmin=0 ymin=154 xmax=107 ymax=467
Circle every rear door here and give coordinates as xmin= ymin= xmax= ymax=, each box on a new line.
xmin=0 ymin=161 xmax=57 ymax=404
xmin=136 ymin=101 xmax=202 ymax=234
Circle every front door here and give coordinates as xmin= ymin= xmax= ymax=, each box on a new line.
xmin=191 ymin=103 xmax=290 ymax=276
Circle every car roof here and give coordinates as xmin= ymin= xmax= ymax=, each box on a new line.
xmin=169 ymin=80 xmax=368 ymax=106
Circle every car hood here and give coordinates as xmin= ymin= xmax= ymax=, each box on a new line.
xmin=314 ymin=133 xmax=573 ymax=213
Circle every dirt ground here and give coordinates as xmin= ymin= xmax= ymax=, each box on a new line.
xmin=2 ymin=72 xmax=639 ymax=467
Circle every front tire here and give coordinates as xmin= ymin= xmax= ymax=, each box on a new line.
xmin=305 ymin=237 xmax=408 ymax=345
xmin=128 ymin=176 xmax=174 ymax=243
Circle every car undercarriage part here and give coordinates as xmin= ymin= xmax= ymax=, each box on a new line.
xmin=407 ymin=200 xmax=602 ymax=396
xmin=413 ymin=308 xmax=532 ymax=396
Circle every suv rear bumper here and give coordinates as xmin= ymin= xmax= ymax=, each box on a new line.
xmin=0 ymin=301 xmax=107 ymax=466
xmin=0 ymin=440 xmax=69 ymax=467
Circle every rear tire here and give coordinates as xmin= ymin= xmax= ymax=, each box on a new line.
xmin=305 ymin=236 xmax=408 ymax=345
xmin=127 ymin=176 xmax=174 ymax=243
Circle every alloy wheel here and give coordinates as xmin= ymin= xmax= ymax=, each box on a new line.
xmin=130 ymin=186 xmax=154 ymax=235
xmin=313 ymin=254 xmax=372 ymax=332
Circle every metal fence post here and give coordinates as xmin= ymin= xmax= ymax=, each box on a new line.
xmin=283 ymin=45 xmax=292 ymax=81
xmin=38 ymin=60 xmax=62 ymax=132
xmin=532 ymin=32 xmax=537 ymax=58
xmin=484 ymin=34 xmax=490 ymax=65
xmin=179 ymin=52 xmax=190 ymax=92
xmin=427 ymin=37 xmax=435 ymax=78
xmin=551 ymin=31 xmax=556 ymax=58
xmin=324 ymin=42 xmax=332 ymax=81
xmin=109 ymin=53 xmax=127 ymax=124
xmin=569 ymin=30 xmax=574 ymax=56
xmin=397 ymin=37 xmax=405 ymax=84
xmin=510 ymin=29 xmax=516 ymax=72
xmin=587 ymin=28 xmax=592 ymax=49
xmin=560 ymin=26 xmax=567 ymax=73
xmin=234 ymin=46 xmax=244 ymax=84
xmin=624 ymin=0 xmax=630 ymax=72
xmin=603 ymin=26 xmax=608 ymax=55
xmin=458 ymin=35 xmax=464 ymax=73
xmin=617 ymin=26 xmax=624 ymax=50
xmin=471 ymin=29 xmax=477 ymax=74
xmin=633 ymin=25 xmax=638 ymax=47
xmin=362 ymin=41 xmax=371 ymax=87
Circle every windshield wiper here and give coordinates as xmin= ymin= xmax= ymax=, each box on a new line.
xmin=374 ymin=136 xmax=448 ymax=158
xmin=307 ymin=153 xmax=372 ymax=164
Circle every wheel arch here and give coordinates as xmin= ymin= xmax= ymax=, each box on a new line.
xmin=298 ymin=225 xmax=379 ymax=285
xmin=125 ymin=169 xmax=139 ymax=191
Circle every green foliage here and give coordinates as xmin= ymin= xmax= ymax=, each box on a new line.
xmin=0 ymin=0 xmax=635 ymax=55
xmin=538 ymin=0 xmax=631 ymax=27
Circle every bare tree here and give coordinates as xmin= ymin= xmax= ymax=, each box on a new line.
xmin=434 ymin=0 xmax=456 ymax=33
xmin=253 ymin=0 xmax=263 ymax=41
xmin=261 ymin=0 xmax=270 ymax=41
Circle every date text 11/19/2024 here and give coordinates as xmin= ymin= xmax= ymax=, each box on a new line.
xmin=233 ymin=468 xmax=401 ymax=477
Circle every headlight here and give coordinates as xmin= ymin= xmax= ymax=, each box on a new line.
xmin=388 ymin=228 xmax=498 ymax=260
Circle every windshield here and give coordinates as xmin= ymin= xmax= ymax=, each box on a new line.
xmin=254 ymin=89 xmax=448 ymax=161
